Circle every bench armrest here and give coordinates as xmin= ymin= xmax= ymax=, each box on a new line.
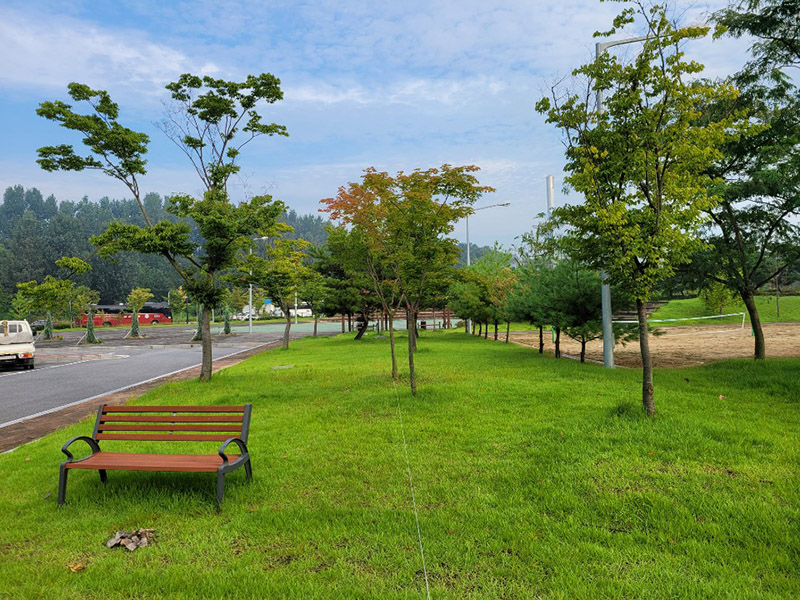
xmin=61 ymin=436 xmax=101 ymax=462
xmin=218 ymin=437 xmax=249 ymax=467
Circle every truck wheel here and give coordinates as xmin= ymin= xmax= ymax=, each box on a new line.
xmin=151 ymin=320 xmax=159 ymax=325
xmin=103 ymin=321 xmax=112 ymax=327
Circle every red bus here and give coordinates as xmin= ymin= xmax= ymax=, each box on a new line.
xmin=76 ymin=303 xmax=173 ymax=327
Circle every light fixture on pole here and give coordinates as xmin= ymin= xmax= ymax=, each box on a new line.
xmin=465 ymin=201 xmax=511 ymax=334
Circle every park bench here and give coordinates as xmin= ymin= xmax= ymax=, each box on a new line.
xmin=58 ymin=403 xmax=252 ymax=508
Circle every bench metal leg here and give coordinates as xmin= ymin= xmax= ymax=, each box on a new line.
xmin=244 ymin=459 xmax=252 ymax=482
xmin=99 ymin=469 xmax=107 ymax=484
xmin=216 ymin=472 xmax=225 ymax=509
xmin=57 ymin=464 xmax=69 ymax=505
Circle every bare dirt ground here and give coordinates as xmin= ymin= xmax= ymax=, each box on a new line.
xmin=510 ymin=322 xmax=800 ymax=368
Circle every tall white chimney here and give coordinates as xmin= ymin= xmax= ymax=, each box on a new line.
xmin=546 ymin=175 xmax=555 ymax=216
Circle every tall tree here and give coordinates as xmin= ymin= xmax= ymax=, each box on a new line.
xmin=700 ymin=0 xmax=800 ymax=358
xmin=37 ymin=75 xmax=287 ymax=380
xmin=323 ymin=165 xmax=492 ymax=395
xmin=536 ymin=2 xmax=744 ymax=415
xmin=244 ymin=238 xmax=309 ymax=350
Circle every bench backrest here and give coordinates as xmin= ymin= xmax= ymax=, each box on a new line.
xmin=92 ymin=404 xmax=252 ymax=443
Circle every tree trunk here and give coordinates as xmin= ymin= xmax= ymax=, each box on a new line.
xmin=741 ymin=289 xmax=765 ymax=360
xmin=341 ymin=313 xmax=345 ymax=333
xmin=283 ymin=310 xmax=292 ymax=350
xmin=199 ymin=305 xmax=213 ymax=382
xmin=493 ymin=321 xmax=498 ymax=341
xmin=478 ymin=322 xmax=482 ymax=337
xmin=389 ymin=313 xmax=398 ymax=381
xmin=505 ymin=321 xmax=510 ymax=343
xmin=484 ymin=323 xmax=488 ymax=339
xmin=554 ymin=327 xmax=560 ymax=358
xmin=538 ymin=325 xmax=544 ymax=354
xmin=313 ymin=314 xmax=318 ymax=337
xmin=636 ymin=298 xmax=656 ymax=416
xmin=580 ymin=338 xmax=586 ymax=363
xmin=347 ymin=313 xmax=352 ymax=332
xmin=407 ymin=323 xmax=417 ymax=396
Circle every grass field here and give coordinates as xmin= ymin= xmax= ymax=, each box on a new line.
xmin=651 ymin=295 xmax=800 ymax=325
xmin=1 ymin=331 xmax=798 ymax=598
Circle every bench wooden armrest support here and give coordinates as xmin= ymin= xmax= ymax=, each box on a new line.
xmin=58 ymin=403 xmax=253 ymax=508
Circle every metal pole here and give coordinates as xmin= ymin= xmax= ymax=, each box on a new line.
xmin=465 ymin=215 xmax=471 ymax=334
xmin=597 ymin=41 xmax=614 ymax=368
xmin=249 ymin=247 xmax=253 ymax=334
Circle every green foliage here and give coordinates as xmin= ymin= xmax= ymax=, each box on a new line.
xmin=39 ymin=73 xmax=290 ymax=380
xmin=12 ymin=257 xmax=98 ymax=323
xmin=537 ymin=5 xmax=744 ymax=302
xmin=0 ymin=186 xmax=185 ymax=305
xmin=127 ymin=287 xmax=154 ymax=314
xmin=162 ymin=73 xmax=288 ymax=191
xmin=36 ymin=83 xmax=149 ymax=191
xmin=167 ymin=286 xmax=189 ymax=319
xmin=43 ymin=311 xmax=53 ymax=340
xmin=699 ymin=280 xmax=736 ymax=314
xmin=244 ymin=238 xmax=309 ymax=315
xmin=84 ymin=308 xmax=100 ymax=344
xmin=127 ymin=287 xmax=153 ymax=338
xmin=698 ymin=0 xmax=800 ymax=358
xmin=223 ymin=306 xmax=232 ymax=335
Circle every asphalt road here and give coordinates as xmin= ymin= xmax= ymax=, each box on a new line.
xmin=0 ymin=345 xmax=254 ymax=427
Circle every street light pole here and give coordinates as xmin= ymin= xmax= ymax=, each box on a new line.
xmin=595 ymin=35 xmax=652 ymax=369
xmin=249 ymin=236 xmax=270 ymax=334
xmin=249 ymin=247 xmax=253 ymax=334
xmin=464 ymin=202 xmax=511 ymax=334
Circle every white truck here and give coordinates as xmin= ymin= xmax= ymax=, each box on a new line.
xmin=0 ymin=320 xmax=35 ymax=370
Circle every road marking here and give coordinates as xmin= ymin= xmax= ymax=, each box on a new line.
xmin=0 ymin=358 xmax=104 ymax=379
xmin=0 ymin=345 xmax=265 ymax=430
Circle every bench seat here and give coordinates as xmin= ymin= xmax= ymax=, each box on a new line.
xmin=65 ymin=452 xmax=242 ymax=473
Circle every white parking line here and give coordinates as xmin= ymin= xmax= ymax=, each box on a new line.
xmin=0 ymin=358 xmax=105 ymax=379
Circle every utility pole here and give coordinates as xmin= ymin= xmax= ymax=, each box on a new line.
xmin=595 ymin=35 xmax=652 ymax=369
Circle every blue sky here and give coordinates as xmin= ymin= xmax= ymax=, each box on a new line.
xmin=0 ymin=0 xmax=750 ymax=247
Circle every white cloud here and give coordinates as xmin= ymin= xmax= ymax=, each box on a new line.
xmin=0 ymin=8 xmax=214 ymax=101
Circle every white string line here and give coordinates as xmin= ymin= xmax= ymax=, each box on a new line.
xmin=613 ymin=312 xmax=746 ymax=324
xmin=391 ymin=378 xmax=432 ymax=600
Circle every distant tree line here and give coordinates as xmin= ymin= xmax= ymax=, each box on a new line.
xmin=0 ymin=185 xmax=332 ymax=317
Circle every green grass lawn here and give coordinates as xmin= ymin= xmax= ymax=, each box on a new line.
xmin=652 ymin=295 xmax=800 ymax=325
xmin=1 ymin=332 xmax=798 ymax=598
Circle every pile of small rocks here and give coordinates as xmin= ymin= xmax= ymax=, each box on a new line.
xmin=106 ymin=529 xmax=155 ymax=551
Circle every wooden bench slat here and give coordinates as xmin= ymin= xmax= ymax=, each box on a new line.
xmin=96 ymin=433 xmax=234 ymax=442
xmin=65 ymin=452 xmax=241 ymax=473
xmin=102 ymin=405 xmax=246 ymax=413
xmin=100 ymin=415 xmax=243 ymax=423
xmin=98 ymin=424 xmax=243 ymax=432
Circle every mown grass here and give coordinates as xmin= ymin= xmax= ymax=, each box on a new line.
xmin=0 ymin=331 xmax=798 ymax=599
xmin=652 ymin=295 xmax=800 ymax=325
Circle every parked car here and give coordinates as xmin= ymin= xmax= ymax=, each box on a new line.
xmin=0 ymin=320 xmax=35 ymax=369
xmin=30 ymin=319 xmax=60 ymax=332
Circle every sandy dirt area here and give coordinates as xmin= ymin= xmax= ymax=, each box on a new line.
xmin=510 ymin=322 xmax=800 ymax=368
